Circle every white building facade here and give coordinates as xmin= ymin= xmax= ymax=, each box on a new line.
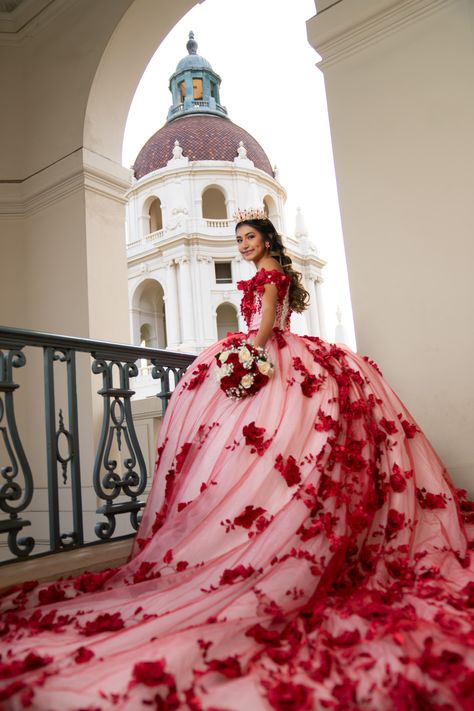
xmin=126 ymin=33 xmax=326 ymax=363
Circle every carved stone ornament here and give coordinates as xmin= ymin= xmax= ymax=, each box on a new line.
xmin=165 ymin=206 xmax=189 ymax=232
xmin=172 ymin=140 xmax=183 ymax=160
xmin=237 ymin=141 xmax=247 ymax=159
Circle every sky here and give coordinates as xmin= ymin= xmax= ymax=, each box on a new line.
xmin=122 ymin=0 xmax=356 ymax=349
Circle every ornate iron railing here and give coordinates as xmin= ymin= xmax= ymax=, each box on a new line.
xmin=0 ymin=326 xmax=195 ymax=566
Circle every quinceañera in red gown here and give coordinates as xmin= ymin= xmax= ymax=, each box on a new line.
xmin=1 ymin=269 xmax=474 ymax=711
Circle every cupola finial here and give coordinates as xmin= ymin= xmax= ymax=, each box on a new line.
xmin=187 ymin=31 xmax=198 ymax=55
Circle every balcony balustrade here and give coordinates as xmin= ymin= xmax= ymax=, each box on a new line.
xmin=0 ymin=325 xmax=195 ymax=569
xmin=126 ymin=220 xmax=234 ymax=253
xmin=168 ymin=101 xmax=226 ymax=118
xmin=204 ymin=218 xmax=233 ymax=229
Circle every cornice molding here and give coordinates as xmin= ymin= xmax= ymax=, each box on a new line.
xmin=0 ymin=0 xmax=69 ymax=46
xmin=0 ymin=182 xmax=23 ymax=216
xmin=0 ymin=148 xmax=132 ymax=216
xmin=83 ymin=149 xmax=132 ymax=206
xmin=307 ymin=0 xmax=455 ymax=69
xmin=127 ymin=162 xmax=286 ymax=201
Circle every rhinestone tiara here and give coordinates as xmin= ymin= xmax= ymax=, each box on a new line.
xmin=233 ymin=206 xmax=266 ymax=222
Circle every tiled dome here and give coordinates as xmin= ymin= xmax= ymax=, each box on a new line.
xmin=175 ymin=53 xmax=212 ymax=72
xmin=133 ymin=114 xmax=274 ymax=180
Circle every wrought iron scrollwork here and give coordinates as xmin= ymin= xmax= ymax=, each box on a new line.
xmin=56 ymin=409 xmax=74 ymax=485
xmin=92 ymin=357 xmax=147 ymax=539
xmin=43 ymin=346 xmax=83 ymax=552
xmin=0 ymin=324 xmax=196 ymax=567
xmin=0 ymin=348 xmax=35 ymax=557
xmin=151 ymin=362 xmax=188 ymax=413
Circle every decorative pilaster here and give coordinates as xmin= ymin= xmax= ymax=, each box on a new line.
xmin=177 ymin=256 xmax=196 ymax=350
xmin=129 ymin=306 xmax=142 ymax=346
xmin=164 ymin=260 xmax=181 ymax=350
xmin=197 ymin=256 xmax=216 ymax=345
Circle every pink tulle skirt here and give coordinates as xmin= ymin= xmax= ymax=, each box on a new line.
xmin=1 ymin=331 xmax=473 ymax=710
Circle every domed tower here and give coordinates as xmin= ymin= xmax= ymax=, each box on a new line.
xmin=166 ymin=30 xmax=227 ymax=122
xmin=126 ymin=33 xmax=326 ymax=367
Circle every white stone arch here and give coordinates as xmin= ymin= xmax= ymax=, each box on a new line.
xmin=83 ymin=0 xmax=197 ymax=164
xmin=202 ymin=184 xmax=228 ymax=220
xmin=131 ymin=277 xmax=167 ymax=349
xmin=215 ymin=301 xmax=239 ymax=340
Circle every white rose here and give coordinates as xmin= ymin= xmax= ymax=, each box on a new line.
xmin=238 ymin=346 xmax=252 ymax=364
xmin=241 ymin=374 xmax=254 ymax=389
xmin=257 ymin=359 xmax=272 ymax=376
xmin=219 ymin=350 xmax=230 ymax=362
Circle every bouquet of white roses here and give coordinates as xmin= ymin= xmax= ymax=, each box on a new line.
xmin=215 ymin=337 xmax=274 ymax=400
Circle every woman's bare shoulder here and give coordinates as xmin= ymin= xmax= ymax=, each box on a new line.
xmin=258 ymin=257 xmax=284 ymax=273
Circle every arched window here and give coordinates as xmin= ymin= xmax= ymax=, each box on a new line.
xmin=149 ymin=198 xmax=163 ymax=233
xmin=216 ymin=303 xmax=238 ymax=340
xmin=193 ymin=78 xmax=203 ymax=100
xmin=202 ymin=187 xmax=227 ymax=219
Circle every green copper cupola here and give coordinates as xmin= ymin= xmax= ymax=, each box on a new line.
xmin=167 ymin=32 xmax=228 ymax=122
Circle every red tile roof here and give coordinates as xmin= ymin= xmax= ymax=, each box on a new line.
xmin=133 ymin=114 xmax=273 ymax=179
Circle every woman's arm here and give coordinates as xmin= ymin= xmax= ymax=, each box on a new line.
xmin=252 ymin=283 xmax=278 ymax=349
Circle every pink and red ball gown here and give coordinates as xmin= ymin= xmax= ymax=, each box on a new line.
xmin=1 ymin=268 xmax=474 ymax=710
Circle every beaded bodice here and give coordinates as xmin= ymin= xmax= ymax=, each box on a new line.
xmin=237 ymin=269 xmax=291 ymax=332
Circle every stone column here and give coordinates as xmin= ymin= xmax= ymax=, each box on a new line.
xmin=164 ymin=260 xmax=180 ymax=350
xmin=177 ymin=256 xmax=196 ymax=350
xmin=138 ymin=213 xmax=150 ymax=240
xmin=197 ymin=256 xmax=215 ymax=347
xmin=307 ymin=0 xmax=474 ymax=490
xmin=129 ymin=306 xmax=142 ymax=345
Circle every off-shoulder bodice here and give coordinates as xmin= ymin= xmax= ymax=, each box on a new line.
xmin=237 ymin=269 xmax=291 ymax=332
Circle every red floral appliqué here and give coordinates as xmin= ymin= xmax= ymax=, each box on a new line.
xmin=237 ymin=269 xmax=290 ymax=329
xmin=292 ymin=357 xmax=326 ymax=397
xmin=79 ymin=612 xmax=124 ymax=636
xmin=185 ymin=362 xmax=209 ymax=391
xmin=219 ymin=565 xmax=255 ymax=585
xmin=242 ymin=421 xmax=272 ymax=456
xmin=175 ymin=442 xmax=192 ymax=474
xmin=274 ymin=454 xmax=302 ymax=487
xmin=74 ymin=646 xmax=95 ymax=664
xmin=233 ymin=505 xmax=267 ymax=529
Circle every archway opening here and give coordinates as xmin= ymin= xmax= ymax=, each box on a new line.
xmin=216 ymin=302 xmax=238 ymax=340
xmin=149 ymin=198 xmax=163 ymax=233
xmin=202 ymin=186 xmax=227 ymax=220
xmin=132 ymin=279 xmax=167 ymax=349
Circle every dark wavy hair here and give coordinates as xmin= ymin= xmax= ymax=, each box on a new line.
xmin=235 ymin=218 xmax=310 ymax=313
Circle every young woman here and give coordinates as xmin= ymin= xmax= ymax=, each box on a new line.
xmin=1 ymin=209 xmax=473 ymax=711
